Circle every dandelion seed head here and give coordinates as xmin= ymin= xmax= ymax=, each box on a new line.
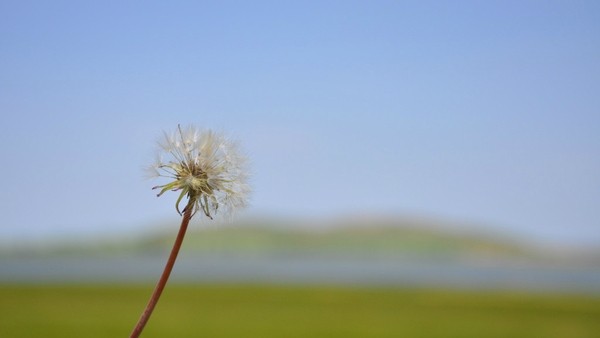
xmin=150 ymin=124 xmax=250 ymax=219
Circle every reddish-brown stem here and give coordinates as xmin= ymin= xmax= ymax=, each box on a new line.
xmin=130 ymin=200 xmax=195 ymax=338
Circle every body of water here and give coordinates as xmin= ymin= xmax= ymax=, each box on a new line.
xmin=1 ymin=253 xmax=599 ymax=293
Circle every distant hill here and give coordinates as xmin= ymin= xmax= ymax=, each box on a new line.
xmin=154 ymin=222 xmax=529 ymax=259
xmin=6 ymin=216 xmax=597 ymax=266
xmin=2 ymin=216 xmax=599 ymax=289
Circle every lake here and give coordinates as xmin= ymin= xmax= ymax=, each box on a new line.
xmin=1 ymin=253 xmax=599 ymax=293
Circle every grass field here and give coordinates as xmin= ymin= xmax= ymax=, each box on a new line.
xmin=1 ymin=284 xmax=599 ymax=338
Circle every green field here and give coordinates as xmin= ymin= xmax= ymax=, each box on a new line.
xmin=1 ymin=284 xmax=599 ymax=338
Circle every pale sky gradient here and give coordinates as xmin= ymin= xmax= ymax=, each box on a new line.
xmin=1 ymin=1 xmax=599 ymax=247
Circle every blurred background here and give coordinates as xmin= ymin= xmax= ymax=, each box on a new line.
xmin=1 ymin=1 xmax=599 ymax=337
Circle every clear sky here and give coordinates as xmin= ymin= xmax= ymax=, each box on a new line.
xmin=1 ymin=1 xmax=599 ymax=247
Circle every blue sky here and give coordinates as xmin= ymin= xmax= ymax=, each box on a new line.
xmin=1 ymin=1 xmax=599 ymax=247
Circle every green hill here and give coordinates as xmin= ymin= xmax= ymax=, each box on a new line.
xmin=4 ymin=216 xmax=597 ymax=265
xmin=62 ymin=216 xmax=536 ymax=260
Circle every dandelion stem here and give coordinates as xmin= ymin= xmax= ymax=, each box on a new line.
xmin=130 ymin=199 xmax=195 ymax=338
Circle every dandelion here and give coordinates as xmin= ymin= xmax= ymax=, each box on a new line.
xmin=130 ymin=124 xmax=250 ymax=338
xmin=151 ymin=124 xmax=250 ymax=219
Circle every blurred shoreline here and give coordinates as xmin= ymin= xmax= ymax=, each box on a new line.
xmin=2 ymin=217 xmax=599 ymax=293
xmin=2 ymin=253 xmax=599 ymax=294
